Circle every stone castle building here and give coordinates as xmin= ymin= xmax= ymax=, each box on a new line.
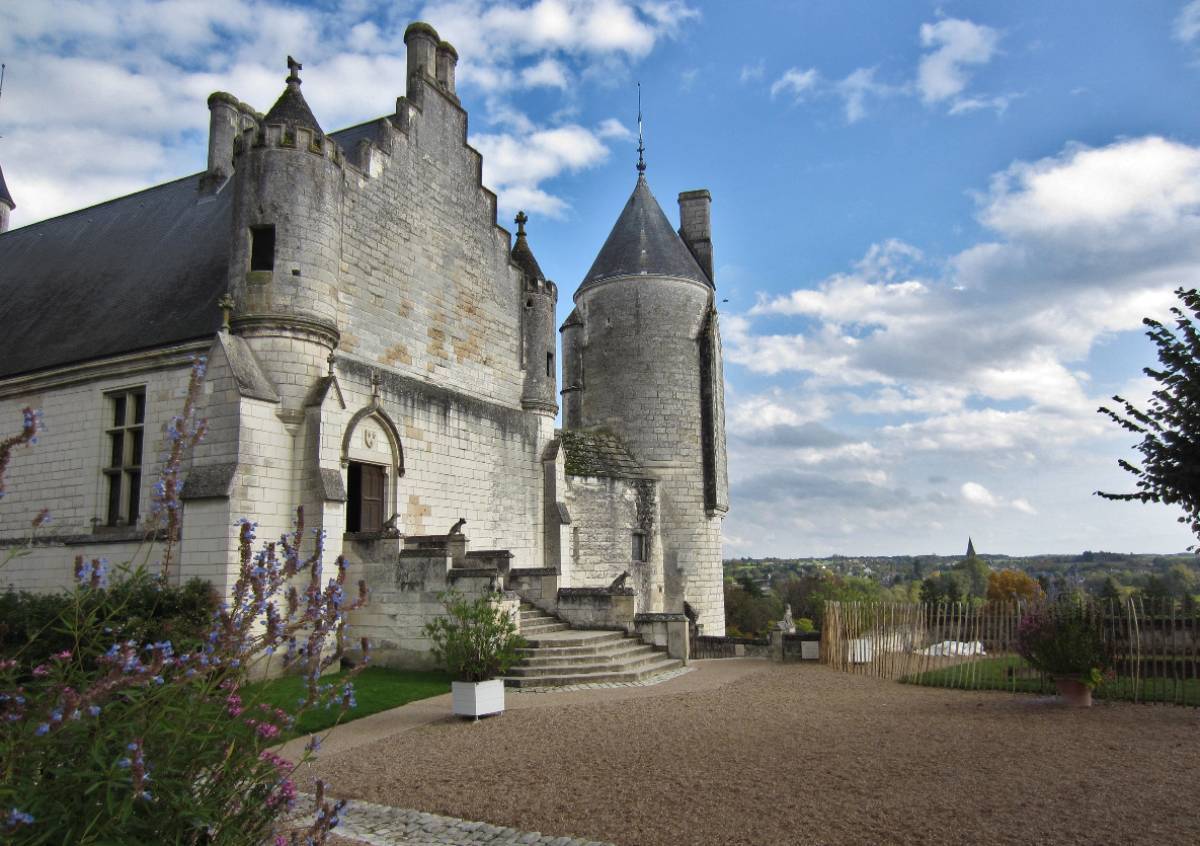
xmin=0 ymin=22 xmax=731 ymax=663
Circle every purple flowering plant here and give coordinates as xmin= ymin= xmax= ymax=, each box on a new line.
xmin=0 ymin=359 xmax=371 ymax=844
xmin=1015 ymin=599 xmax=1116 ymax=688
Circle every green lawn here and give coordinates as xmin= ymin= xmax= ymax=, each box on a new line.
xmin=900 ymin=654 xmax=1200 ymax=705
xmin=244 ymin=666 xmax=452 ymax=738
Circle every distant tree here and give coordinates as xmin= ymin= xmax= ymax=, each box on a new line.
xmin=986 ymin=569 xmax=1043 ymax=602
xmin=956 ymin=554 xmax=991 ymax=599
xmin=1037 ymin=574 xmax=1052 ymax=596
xmin=1098 ymin=576 xmax=1123 ymax=604
xmin=1164 ymin=562 xmax=1197 ymax=599
xmin=736 ymin=572 xmax=763 ymax=598
xmin=1097 ymin=288 xmax=1200 ymax=544
xmin=912 ymin=558 xmax=925 ymax=580
xmin=1140 ymin=575 xmax=1173 ymax=604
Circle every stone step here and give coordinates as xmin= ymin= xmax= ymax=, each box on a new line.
xmin=518 ymin=614 xmax=559 ymax=628
xmin=508 ymin=650 xmax=668 ymax=678
xmin=520 ymin=622 xmax=569 ymax=635
xmin=503 ymin=657 xmax=683 ymax=688
xmin=518 ymin=641 xmax=655 ymax=667
xmin=517 ymin=630 xmax=627 ymax=651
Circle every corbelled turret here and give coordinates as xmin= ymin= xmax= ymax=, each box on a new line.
xmin=514 ymin=211 xmax=558 ymax=415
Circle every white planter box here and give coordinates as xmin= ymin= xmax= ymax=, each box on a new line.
xmin=451 ymin=679 xmax=505 ymax=719
xmin=800 ymin=641 xmax=820 ymax=661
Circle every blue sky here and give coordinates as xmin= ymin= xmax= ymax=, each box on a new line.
xmin=3 ymin=0 xmax=1200 ymax=556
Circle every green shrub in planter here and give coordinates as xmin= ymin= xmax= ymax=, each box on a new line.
xmin=1016 ymin=599 xmax=1116 ymax=688
xmin=423 ymin=591 xmax=526 ymax=682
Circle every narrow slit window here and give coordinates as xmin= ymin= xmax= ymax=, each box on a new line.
xmin=632 ymin=531 xmax=646 ymax=563
xmin=546 ymin=352 xmax=554 ymax=378
xmin=250 ymin=225 xmax=276 ymax=271
xmin=103 ymin=388 xmax=145 ymax=527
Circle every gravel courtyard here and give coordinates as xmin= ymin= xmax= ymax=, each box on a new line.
xmin=297 ymin=660 xmax=1200 ymax=846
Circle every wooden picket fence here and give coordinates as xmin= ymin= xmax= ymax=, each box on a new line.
xmin=821 ymin=598 xmax=1200 ymax=707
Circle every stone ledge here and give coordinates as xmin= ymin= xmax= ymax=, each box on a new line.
xmin=634 ymin=612 xmax=688 ymax=623
xmin=558 ymin=586 xmax=636 ymax=598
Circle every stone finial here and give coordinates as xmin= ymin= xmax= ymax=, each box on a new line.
xmin=515 ymin=210 xmax=528 ymax=238
xmin=370 ymin=369 xmax=382 ymax=399
xmin=636 ymin=81 xmax=646 ymax=175
xmin=286 ymin=56 xmax=302 ymax=87
xmin=217 ymin=293 xmax=236 ymax=332
xmin=326 ymin=351 xmax=336 ymax=376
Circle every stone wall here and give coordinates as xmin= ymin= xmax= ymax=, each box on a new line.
xmin=563 ymin=474 xmax=663 ymax=614
xmin=572 ymin=274 xmax=725 ymax=633
xmin=0 ymin=354 xmax=201 ymax=591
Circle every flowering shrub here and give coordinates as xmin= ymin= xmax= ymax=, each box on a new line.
xmin=0 ymin=573 xmax=217 ymax=668
xmin=1016 ymin=600 xmax=1115 ymax=688
xmin=0 ymin=364 xmax=370 ymax=844
xmin=424 ymin=591 xmax=525 ymax=683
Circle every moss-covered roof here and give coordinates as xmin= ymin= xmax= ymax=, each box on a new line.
xmin=559 ymin=428 xmax=650 ymax=480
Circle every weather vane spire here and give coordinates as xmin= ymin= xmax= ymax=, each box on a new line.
xmin=636 ymin=81 xmax=646 ymax=174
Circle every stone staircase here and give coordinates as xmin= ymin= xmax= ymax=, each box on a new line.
xmin=504 ymin=601 xmax=683 ymax=688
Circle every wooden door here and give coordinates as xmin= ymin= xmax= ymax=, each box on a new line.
xmin=360 ymin=463 xmax=385 ymax=533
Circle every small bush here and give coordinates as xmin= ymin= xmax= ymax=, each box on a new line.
xmin=424 ymin=591 xmax=525 ymax=682
xmin=1016 ymin=599 xmax=1115 ymax=687
xmin=0 ymin=570 xmax=218 ymax=669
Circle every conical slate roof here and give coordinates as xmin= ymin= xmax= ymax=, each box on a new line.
xmin=0 ymin=162 xmax=13 ymax=209
xmin=510 ymin=211 xmax=544 ymax=280
xmin=263 ymin=59 xmax=323 ymax=136
xmin=582 ymin=174 xmax=709 ymax=288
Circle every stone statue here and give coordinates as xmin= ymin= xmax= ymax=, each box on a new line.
xmin=776 ymin=604 xmax=796 ymax=633
xmin=448 ymin=517 xmax=466 ymax=536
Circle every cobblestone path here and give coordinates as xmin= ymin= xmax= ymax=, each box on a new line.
xmin=298 ymin=796 xmax=614 ymax=846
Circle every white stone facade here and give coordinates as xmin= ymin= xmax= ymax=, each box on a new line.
xmin=0 ymin=20 xmax=729 ymax=659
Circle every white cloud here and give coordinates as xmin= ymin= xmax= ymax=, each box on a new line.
xmin=740 ymin=60 xmax=765 ymax=83
xmin=961 ymin=481 xmax=998 ymax=507
xmin=472 ymin=123 xmax=612 ymax=217
xmin=917 ymin=17 xmax=1000 ymax=104
xmin=520 ymin=57 xmax=570 ymax=89
xmin=723 ymin=134 xmax=1200 ymax=554
xmin=962 ymin=482 xmax=1037 ymax=515
xmin=1 ymin=0 xmax=699 ymax=226
xmin=980 ymin=137 xmax=1200 ymax=241
xmin=1175 ymin=1 xmax=1200 ymax=43
xmin=770 ymin=67 xmax=819 ymax=100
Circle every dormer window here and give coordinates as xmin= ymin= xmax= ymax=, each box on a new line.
xmin=250 ymin=225 xmax=275 ymax=271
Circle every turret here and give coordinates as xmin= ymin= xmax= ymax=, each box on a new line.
xmin=225 ymin=57 xmax=343 ymax=403
xmin=513 ymin=211 xmax=558 ymax=415
xmin=568 ymin=165 xmax=729 ymax=634
xmin=0 ymin=161 xmax=13 ymax=234
xmin=436 ymin=41 xmax=458 ymax=97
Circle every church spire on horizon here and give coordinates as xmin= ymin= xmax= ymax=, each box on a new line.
xmin=636 ymin=81 xmax=646 ymax=175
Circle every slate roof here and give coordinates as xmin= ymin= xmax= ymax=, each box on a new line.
xmin=0 ymin=174 xmax=231 ymax=378
xmin=263 ymin=80 xmax=323 ymax=136
xmin=581 ymin=174 xmax=709 ymax=288
xmin=508 ymin=224 xmax=547 ymax=280
xmin=0 ymin=162 xmax=13 ymax=209
xmin=558 ymin=428 xmax=650 ymax=479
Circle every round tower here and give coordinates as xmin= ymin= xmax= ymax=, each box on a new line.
xmin=569 ymin=171 xmax=730 ymax=634
xmin=512 ymin=211 xmax=558 ymax=416
xmin=0 ymin=160 xmax=14 ymax=234
xmin=227 ymin=57 xmax=342 ymax=403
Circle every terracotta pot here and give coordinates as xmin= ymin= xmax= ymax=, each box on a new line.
xmin=1054 ymin=676 xmax=1093 ymax=707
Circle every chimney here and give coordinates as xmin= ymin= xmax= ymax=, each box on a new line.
xmin=436 ymin=41 xmax=458 ymax=96
xmin=404 ymin=22 xmax=440 ymax=99
xmin=678 ymin=189 xmax=713 ymax=282
xmin=204 ymin=92 xmax=241 ymax=190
